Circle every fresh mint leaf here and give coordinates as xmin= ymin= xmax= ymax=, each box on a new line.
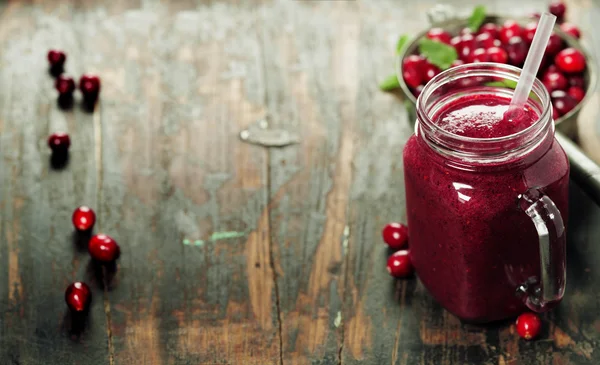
xmin=379 ymin=74 xmax=400 ymax=91
xmin=418 ymin=38 xmax=457 ymax=70
xmin=468 ymin=5 xmax=486 ymax=32
xmin=485 ymin=79 xmax=518 ymax=89
xmin=396 ymin=34 xmax=410 ymax=55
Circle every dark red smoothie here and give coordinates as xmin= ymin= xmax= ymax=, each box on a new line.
xmin=403 ymin=94 xmax=569 ymax=322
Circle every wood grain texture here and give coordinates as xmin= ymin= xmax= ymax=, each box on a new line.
xmin=1 ymin=0 xmax=600 ymax=364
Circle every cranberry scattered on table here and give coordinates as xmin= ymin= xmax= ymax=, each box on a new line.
xmin=47 ymin=132 xmax=71 ymax=154
xmin=55 ymin=75 xmax=76 ymax=95
xmin=72 ymin=206 xmax=96 ymax=232
xmin=89 ymin=234 xmax=121 ymax=263
xmin=386 ymin=250 xmax=413 ymax=278
xmin=516 ymin=312 xmax=542 ymax=340
xmin=382 ymin=222 xmax=409 ymax=249
xmin=65 ymin=282 xmax=91 ymax=312
xmin=79 ymin=73 xmax=101 ymax=101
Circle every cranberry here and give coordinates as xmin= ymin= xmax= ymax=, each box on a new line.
xmin=421 ymin=62 xmax=440 ymax=84
xmin=386 ymin=250 xmax=413 ymax=278
xmin=499 ymin=20 xmax=522 ymax=44
xmin=486 ymin=47 xmax=508 ymax=64
xmin=522 ymin=22 xmax=538 ymax=44
xmin=460 ymin=27 xmax=473 ymax=35
xmin=506 ymin=37 xmax=528 ymax=66
xmin=542 ymin=71 xmax=568 ymax=92
xmin=458 ymin=34 xmax=475 ymax=61
xmin=65 ymin=282 xmax=91 ymax=312
xmin=569 ymin=75 xmax=585 ymax=88
xmin=72 ymin=206 xmax=96 ymax=231
xmin=560 ymin=23 xmax=581 ymax=39
xmin=545 ymin=33 xmax=563 ymax=56
xmin=549 ymin=1 xmax=567 ymax=21
xmin=516 ymin=312 xmax=542 ymax=340
xmin=426 ymin=28 xmax=452 ymax=45
xmin=382 ymin=222 xmax=409 ymax=249
xmin=54 ymin=75 xmax=76 ymax=95
xmin=403 ymin=68 xmax=421 ymax=89
xmin=475 ymin=33 xmax=497 ymax=49
xmin=89 ymin=234 xmax=121 ymax=263
xmin=470 ymin=48 xmax=490 ymax=63
xmin=552 ymin=105 xmax=559 ymax=120
xmin=413 ymin=85 xmax=425 ymax=98
xmin=47 ymin=132 xmax=71 ymax=153
xmin=450 ymin=59 xmax=464 ymax=68
xmin=47 ymin=50 xmax=66 ymax=68
xmin=450 ymin=36 xmax=462 ymax=50
xmin=555 ymin=48 xmax=586 ymax=73
xmin=567 ymin=86 xmax=585 ymax=103
xmin=551 ymin=90 xmax=577 ymax=116
xmin=478 ymin=23 xmax=499 ymax=39
xmin=79 ymin=74 xmax=101 ymax=99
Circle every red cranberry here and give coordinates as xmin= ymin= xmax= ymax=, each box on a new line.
xmin=499 ymin=20 xmax=522 ymax=44
xmin=47 ymin=50 xmax=66 ymax=68
xmin=560 ymin=23 xmax=581 ymax=39
xmin=386 ymin=250 xmax=413 ymax=278
xmin=65 ymin=282 xmax=91 ymax=312
xmin=522 ymin=22 xmax=538 ymax=44
xmin=382 ymin=222 xmax=409 ymax=249
xmin=450 ymin=36 xmax=462 ymax=49
xmin=545 ymin=33 xmax=563 ymax=56
xmin=413 ymin=85 xmax=425 ymax=98
xmin=458 ymin=34 xmax=475 ymax=61
xmin=426 ymin=28 xmax=452 ymax=45
xmin=72 ymin=206 xmax=96 ymax=231
xmin=403 ymin=68 xmax=421 ymax=89
xmin=460 ymin=27 xmax=473 ymax=35
xmin=47 ymin=132 xmax=71 ymax=153
xmin=551 ymin=90 xmax=577 ymax=116
xmin=79 ymin=74 xmax=101 ymax=99
xmin=55 ymin=75 xmax=76 ymax=95
xmin=552 ymin=105 xmax=559 ymax=120
xmin=421 ymin=62 xmax=440 ymax=84
xmin=542 ymin=71 xmax=568 ymax=92
xmin=569 ymin=75 xmax=585 ymax=88
xmin=478 ymin=23 xmax=499 ymax=39
xmin=516 ymin=312 xmax=542 ymax=340
xmin=549 ymin=1 xmax=567 ymax=21
xmin=567 ymin=86 xmax=585 ymax=102
xmin=89 ymin=234 xmax=121 ymax=263
xmin=486 ymin=47 xmax=508 ymax=64
xmin=506 ymin=37 xmax=528 ymax=66
xmin=555 ymin=48 xmax=586 ymax=73
xmin=451 ymin=59 xmax=465 ymax=68
xmin=470 ymin=48 xmax=490 ymax=63
xmin=475 ymin=33 xmax=497 ymax=49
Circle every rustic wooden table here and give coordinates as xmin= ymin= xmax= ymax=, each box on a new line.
xmin=1 ymin=0 xmax=600 ymax=364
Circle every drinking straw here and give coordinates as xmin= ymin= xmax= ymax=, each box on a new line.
xmin=508 ymin=12 xmax=557 ymax=114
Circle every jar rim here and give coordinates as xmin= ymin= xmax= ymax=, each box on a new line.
xmin=416 ymin=63 xmax=552 ymax=145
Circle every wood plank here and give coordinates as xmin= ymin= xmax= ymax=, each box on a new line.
xmin=73 ymin=1 xmax=280 ymax=364
xmin=261 ymin=1 xmax=359 ymax=363
xmin=0 ymin=1 xmax=109 ymax=364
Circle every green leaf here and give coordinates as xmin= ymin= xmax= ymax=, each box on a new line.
xmin=396 ymin=34 xmax=410 ymax=55
xmin=485 ymin=79 xmax=518 ymax=89
xmin=379 ymin=74 xmax=400 ymax=91
xmin=418 ymin=38 xmax=457 ymax=70
xmin=468 ymin=5 xmax=486 ymax=32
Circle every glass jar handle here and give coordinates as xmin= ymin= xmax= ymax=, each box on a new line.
xmin=517 ymin=188 xmax=566 ymax=312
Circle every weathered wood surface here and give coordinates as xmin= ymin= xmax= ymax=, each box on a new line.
xmin=0 ymin=0 xmax=600 ymax=364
